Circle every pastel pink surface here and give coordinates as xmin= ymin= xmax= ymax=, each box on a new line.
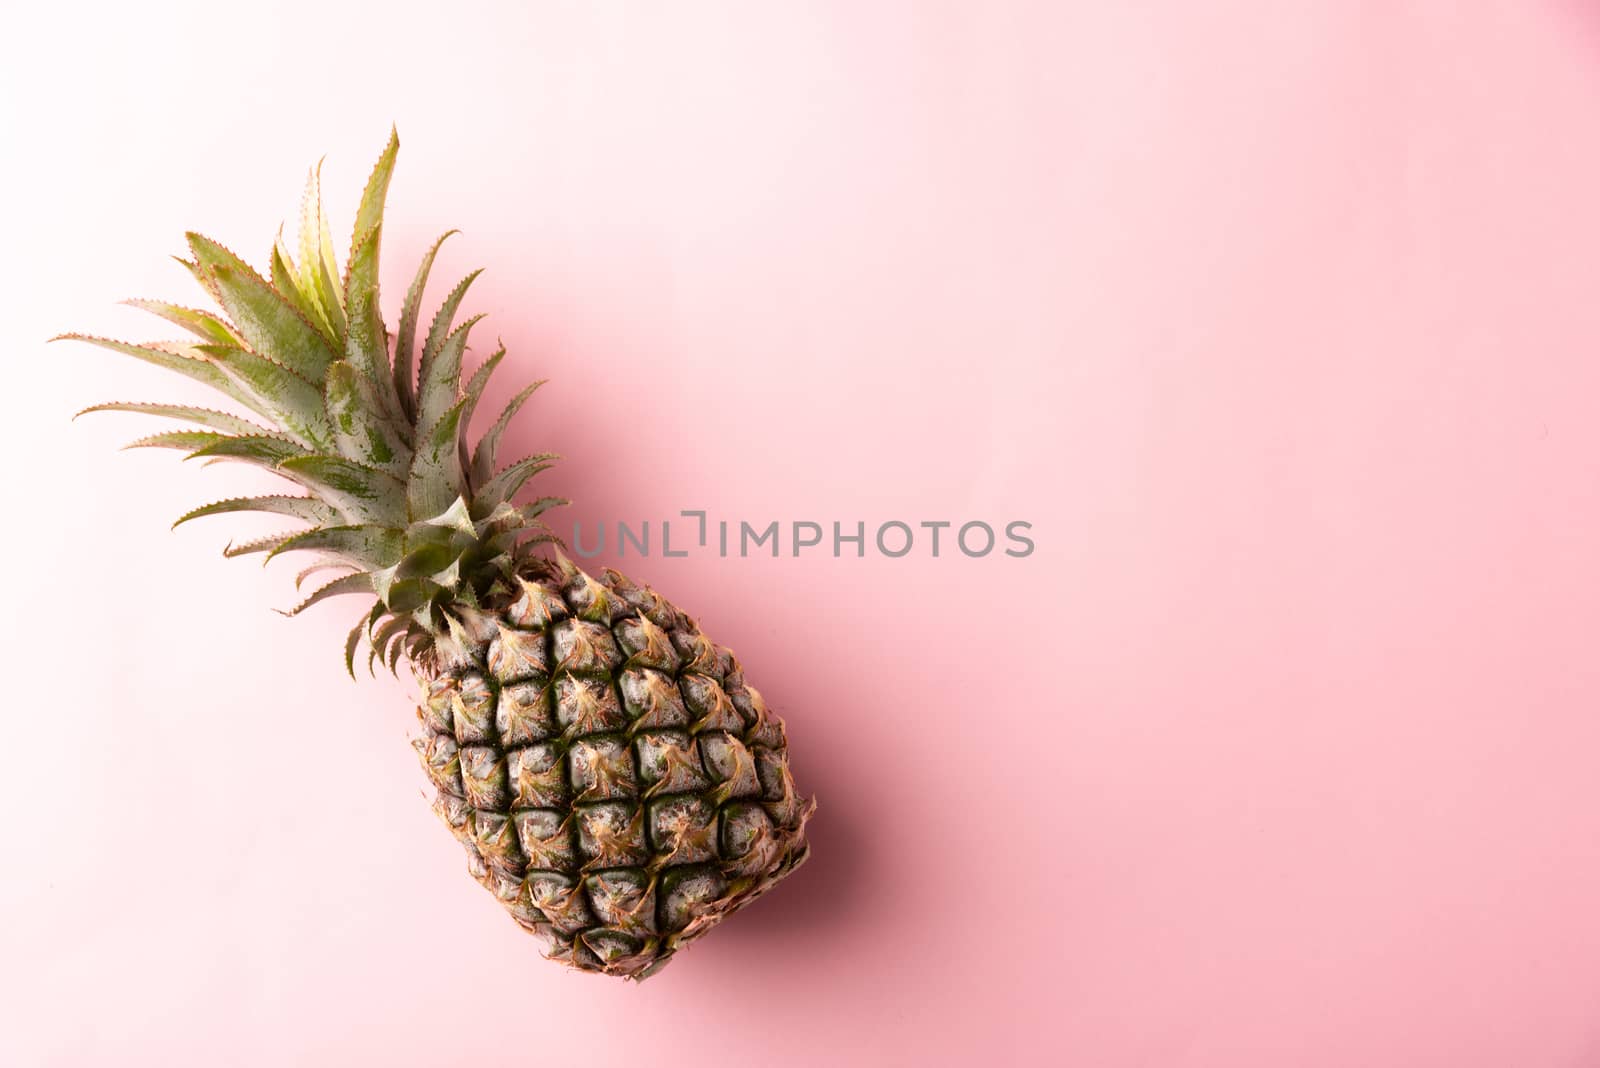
xmin=6 ymin=2 xmax=1600 ymax=1065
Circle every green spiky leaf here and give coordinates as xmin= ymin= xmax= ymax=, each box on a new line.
xmin=276 ymin=454 xmax=406 ymax=526
xmin=473 ymin=453 xmax=557 ymax=514
xmin=343 ymin=233 xmax=392 ymax=394
xmin=395 ymin=540 xmax=465 ymax=582
xmin=270 ymin=238 xmax=337 ymax=347
xmin=324 ymin=361 xmax=410 ymax=473
xmin=385 ymin=576 xmax=442 ymax=614
xmin=53 ymin=334 xmax=268 ymax=419
xmin=123 ymin=429 xmax=229 ymax=452
xmin=418 ymin=270 xmax=481 ymax=392
xmin=181 ymin=233 xmax=252 ymax=301
xmin=418 ymin=496 xmax=478 ymax=538
xmin=264 ymin=524 xmax=404 ymax=565
xmin=415 ymin=312 xmax=483 ymax=441
xmin=296 ymin=163 xmax=347 ymax=340
xmin=512 ymin=496 xmax=569 ymax=523
xmin=344 ymin=607 xmax=371 ymax=678
xmin=66 ymin=132 xmax=569 ymax=670
xmin=282 ymin=570 xmax=375 ymax=617
xmin=395 ymin=230 xmax=456 ymax=422
xmin=195 ymin=344 xmax=333 ymax=449
xmin=122 ymin=300 xmax=240 ymax=346
xmin=269 ymin=238 xmax=298 ymax=296
xmin=223 ymin=531 xmax=299 ymax=558
xmin=485 ymin=508 xmax=562 ymax=555
xmin=296 ymin=561 xmax=354 ymax=590
xmin=469 ymin=379 xmax=545 ymax=487
xmin=385 ymin=624 xmax=411 ymax=673
xmin=368 ymin=614 xmax=410 ymax=675
xmin=498 ymin=528 xmax=562 ymax=561
xmin=351 ymin=127 xmax=399 ymax=261
xmin=311 ymin=241 xmax=348 ymax=343
xmin=184 ymin=231 xmax=336 ymax=385
xmin=174 ymin=495 xmax=339 ymax=528
xmin=76 ymin=402 xmax=265 ymax=436
xmin=202 ymin=261 xmax=337 ymax=383
xmin=187 ymin=434 xmax=307 ymax=466
xmin=407 ymin=397 xmax=469 ymax=520
xmin=456 ymin=345 xmax=504 ymax=478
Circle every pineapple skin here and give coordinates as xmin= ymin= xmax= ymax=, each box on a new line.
xmin=415 ymin=559 xmax=814 ymax=979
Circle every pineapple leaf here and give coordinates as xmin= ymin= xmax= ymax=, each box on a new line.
xmin=473 ymin=453 xmax=558 ymax=513
xmin=343 ymin=231 xmax=393 ymax=394
xmin=469 ymin=379 xmax=546 ymax=487
xmin=324 ymin=361 xmax=411 ymax=473
xmin=296 ymin=162 xmax=347 ymax=337
xmin=202 ymin=261 xmax=337 ymax=383
xmin=394 ymin=230 xmax=457 ymax=422
xmin=187 ymin=434 xmax=308 ymax=467
xmin=174 ymin=495 xmax=339 ymax=529
xmin=385 ymin=625 xmax=410 ymax=673
xmin=179 ymin=232 xmax=258 ymax=301
xmin=271 ymin=238 xmax=338 ymax=349
xmin=173 ymin=256 xmax=218 ymax=301
xmin=368 ymin=614 xmax=409 ymax=675
xmin=418 ymin=269 xmax=482 ymax=392
xmin=121 ymin=300 xmax=240 ymax=346
xmin=268 ymin=237 xmax=296 ymax=292
xmin=368 ymin=561 xmax=398 ymax=602
xmin=384 ymin=576 xmax=443 ymax=614
xmin=186 ymin=232 xmax=331 ymax=368
xmin=475 ymin=499 xmax=528 ymax=536
xmin=350 ymin=127 xmax=399 ymax=264
xmin=415 ymin=312 xmax=484 ymax=442
xmin=275 ymin=454 xmax=407 ymax=526
xmin=296 ymin=166 xmax=324 ymax=290
xmin=122 ymin=429 xmax=229 ymax=452
xmin=417 ymin=495 xmax=477 ymax=538
xmin=312 ymin=238 xmax=348 ymax=342
xmin=280 ymin=570 xmax=375 ymax=617
xmin=296 ymin=561 xmax=354 ymax=590
xmin=52 ymin=334 xmax=268 ymax=419
xmin=514 ymin=496 xmax=569 ymax=522
xmin=460 ymin=346 xmax=502 ymax=438
xmin=264 ymin=524 xmax=404 ymax=565
xmin=69 ymin=134 xmax=572 ymax=659
xmin=195 ymin=343 xmax=334 ymax=449
xmin=456 ymin=344 xmax=505 ymax=481
xmin=501 ymin=528 xmax=563 ymax=559
xmin=394 ymin=540 xmax=465 ymax=582
xmin=76 ymin=401 xmax=265 ymax=436
xmin=344 ymin=608 xmax=369 ymax=678
xmin=223 ymin=531 xmax=300 ymax=558
xmin=486 ymin=513 xmax=561 ymax=555
xmin=406 ymin=396 xmax=469 ymax=520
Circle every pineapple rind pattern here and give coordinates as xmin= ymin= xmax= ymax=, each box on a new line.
xmin=420 ymin=563 xmax=813 ymax=978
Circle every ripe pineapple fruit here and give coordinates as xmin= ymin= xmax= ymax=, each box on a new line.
xmin=61 ymin=130 xmax=814 ymax=979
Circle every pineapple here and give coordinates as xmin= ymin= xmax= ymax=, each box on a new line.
xmin=60 ymin=130 xmax=814 ymax=979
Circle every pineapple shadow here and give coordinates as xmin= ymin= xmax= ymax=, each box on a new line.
xmin=722 ymin=796 xmax=863 ymax=946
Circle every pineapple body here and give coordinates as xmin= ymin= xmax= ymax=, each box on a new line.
xmin=415 ymin=561 xmax=812 ymax=977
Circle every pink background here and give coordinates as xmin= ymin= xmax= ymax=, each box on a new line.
xmin=7 ymin=2 xmax=1600 ymax=1065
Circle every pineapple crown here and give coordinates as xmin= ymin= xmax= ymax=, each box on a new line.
xmin=57 ymin=129 xmax=564 ymax=674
